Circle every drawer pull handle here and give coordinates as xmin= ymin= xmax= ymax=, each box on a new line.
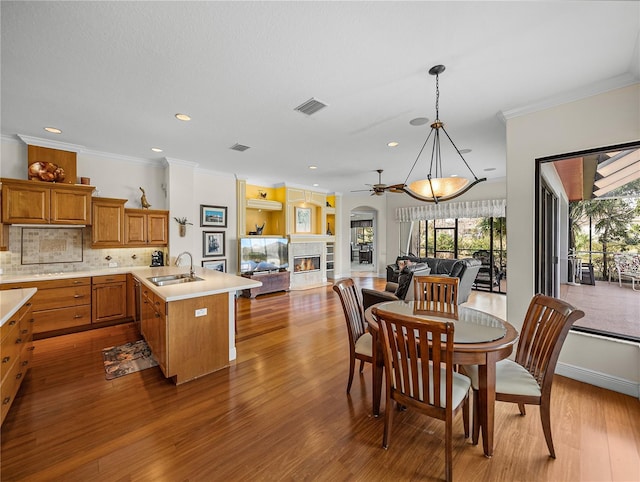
xmin=74 ymin=315 xmax=83 ymax=319
xmin=2 ymin=356 xmax=10 ymax=364
xmin=15 ymin=373 xmax=22 ymax=380
xmin=28 ymin=346 xmax=35 ymax=351
xmin=15 ymin=338 xmax=22 ymax=344
xmin=21 ymin=360 xmax=28 ymax=367
xmin=21 ymin=329 xmax=28 ymax=335
xmin=8 ymin=320 xmax=16 ymax=326
xmin=74 ymin=295 xmax=84 ymax=298
xmin=29 ymin=318 xmax=35 ymax=323
xmin=155 ymin=313 xmax=161 ymax=318
xmin=73 ymin=280 xmax=82 ymax=284
xmin=3 ymin=397 xmax=10 ymax=405
xmin=26 ymin=302 xmax=32 ymax=307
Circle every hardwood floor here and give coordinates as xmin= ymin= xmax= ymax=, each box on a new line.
xmin=2 ymin=276 xmax=639 ymax=481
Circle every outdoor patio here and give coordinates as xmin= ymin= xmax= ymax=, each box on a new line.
xmin=561 ymin=279 xmax=640 ymax=340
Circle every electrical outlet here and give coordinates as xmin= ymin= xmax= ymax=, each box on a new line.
xmin=109 ymin=262 xmax=117 ymax=268
xmin=195 ymin=308 xmax=207 ymax=317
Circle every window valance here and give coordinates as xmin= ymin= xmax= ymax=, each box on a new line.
xmin=395 ymin=199 xmax=506 ymax=222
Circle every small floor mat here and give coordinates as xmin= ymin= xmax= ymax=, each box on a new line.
xmin=102 ymin=340 xmax=158 ymax=380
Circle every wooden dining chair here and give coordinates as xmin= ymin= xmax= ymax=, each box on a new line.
xmin=373 ymin=307 xmax=470 ymax=482
xmin=332 ymin=278 xmax=373 ymax=393
xmin=461 ymin=294 xmax=585 ymax=458
xmin=413 ymin=275 xmax=459 ymax=316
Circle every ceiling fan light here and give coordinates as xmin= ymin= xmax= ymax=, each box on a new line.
xmin=408 ymin=177 xmax=470 ymax=199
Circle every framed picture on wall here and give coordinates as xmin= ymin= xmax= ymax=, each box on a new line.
xmin=295 ymin=207 xmax=311 ymax=233
xmin=202 ymin=259 xmax=226 ymax=273
xmin=200 ymin=205 xmax=227 ymax=227
xmin=203 ymin=231 xmax=225 ymax=257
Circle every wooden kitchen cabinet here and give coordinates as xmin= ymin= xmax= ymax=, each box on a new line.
xmin=124 ymin=209 xmax=168 ymax=246
xmin=1 ymin=278 xmax=92 ymax=336
xmin=1 ymin=294 xmax=35 ymax=425
xmin=1 ymin=178 xmax=94 ymax=225
xmin=91 ymin=198 xmax=126 ymax=247
xmin=140 ymin=284 xmax=167 ymax=374
xmin=92 ymin=274 xmax=127 ymax=323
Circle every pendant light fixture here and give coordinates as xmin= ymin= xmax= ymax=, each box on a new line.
xmin=399 ymin=65 xmax=486 ymax=203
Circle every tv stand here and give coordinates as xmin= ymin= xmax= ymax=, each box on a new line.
xmin=241 ymin=271 xmax=290 ymax=298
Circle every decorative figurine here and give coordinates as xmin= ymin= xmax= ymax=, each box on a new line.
xmin=139 ymin=187 xmax=151 ymax=209
xmin=258 ymin=190 xmax=267 ymax=199
xmin=255 ymin=222 xmax=265 ymax=235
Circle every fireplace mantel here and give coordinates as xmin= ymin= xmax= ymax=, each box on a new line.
xmin=288 ymin=234 xmax=335 ymax=243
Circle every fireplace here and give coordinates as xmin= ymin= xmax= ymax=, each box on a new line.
xmin=293 ymin=255 xmax=320 ymax=273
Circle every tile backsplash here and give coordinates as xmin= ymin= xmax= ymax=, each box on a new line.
xmin=0 ymin=226 xmax=163 ymax=276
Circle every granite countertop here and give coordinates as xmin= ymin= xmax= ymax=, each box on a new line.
xmin=0 ymin=266 xmax=262 ymax=303
xmin=0 ymin=287 xmax=37 ymax=327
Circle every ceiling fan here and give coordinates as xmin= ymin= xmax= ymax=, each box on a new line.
xmin=351 ymin=169 xmax=404 ymax=196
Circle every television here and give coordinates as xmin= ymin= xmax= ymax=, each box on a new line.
xmin=239 ymin=237 xmax=289 ymax=274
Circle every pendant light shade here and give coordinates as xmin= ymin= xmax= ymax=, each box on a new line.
xmin=400 ymin=65 xmax=485 ymax=204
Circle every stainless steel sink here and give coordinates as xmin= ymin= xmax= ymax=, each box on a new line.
xmin=147 ymin=273 xmax=204 ymax=287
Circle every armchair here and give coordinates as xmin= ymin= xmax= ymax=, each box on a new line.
xmin=362 ymin=264 xmax=431 ymax=309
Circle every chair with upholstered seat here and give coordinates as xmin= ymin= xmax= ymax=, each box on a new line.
xmin=333 ymin=278 xmax=373 ymax=393
xmin=413 ymin=275 xmax=459 ymax=316
xmin=373 ymin=307 xmax=470 ymax=482
xmin=461 ymin=294 xmax=584 ymax=458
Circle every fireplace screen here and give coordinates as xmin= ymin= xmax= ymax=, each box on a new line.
xmin=293 ymin=255 xmax=320 ymax=273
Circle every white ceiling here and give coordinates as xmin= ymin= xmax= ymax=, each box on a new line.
xmin=2 ymin=1 xmax=639 ymax=196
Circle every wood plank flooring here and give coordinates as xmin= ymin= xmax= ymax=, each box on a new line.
xmin=2 ymin=277 xmax=639 ymax=481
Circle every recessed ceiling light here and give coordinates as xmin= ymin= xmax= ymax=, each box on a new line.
xmin=387 ymin=141 xmax=399 ymax=147
xmin=44 ymin=127 xmax=62 ymax=134
xmin=409 ymin=117 xmax=429 ymax=126
xmin=312 ymin=183 xmax=319 ymax=187
xmin=309 ymin=165 xmax=317 ymax=170
xmin=151 ymin=147 xmax=163 ymax=153
xmin=459 ymin=148 xmax=472 ymax=154
xmin=484 ymin=167 xmax=496 ymax=172
xmin=175 ymin=113 xmax=191 ymax=121
xmin=451 ymin=174 xmax=459 ymax=178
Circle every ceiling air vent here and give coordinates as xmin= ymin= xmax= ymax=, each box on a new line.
xmin=230 ymin=143 xmax=250 ymax=152
xmin=294 ymin=97 xmax=328 ymax=116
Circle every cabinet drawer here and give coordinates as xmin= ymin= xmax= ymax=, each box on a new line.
xmin=1 ymin=277 xmax=91 ymax=291
xmin=1 ymin=331 xmax=22 ymax=383
xmin=32 ymin=305 xmax=91 ymax=334
xmin=0 ymin=306 xmax=23 ymax=343
xmin=92 ymin=274 xmax=127 ymax=285
xmin=1 ymin=353 xmax=25 ymax=424
xmin=32 ymin=285 xmax=91 ymax=311
xmin=151 ymin=292 xmax=166 ymax=317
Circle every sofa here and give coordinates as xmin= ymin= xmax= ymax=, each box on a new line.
xmin=373 ymin=256 xmax=482 ymax=306
xmin=362 ymin=263 xmax=432 ymax=309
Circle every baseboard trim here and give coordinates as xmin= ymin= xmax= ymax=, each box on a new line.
xmin=556 ymin=362 xmax=640 ymax=399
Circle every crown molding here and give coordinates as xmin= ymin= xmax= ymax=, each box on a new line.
xmin=163 ymin=157 xmax=199 ymax=168
xmin=16 ymin=134 xmax=85 ymax=152
xmin=83 ymin=149 xmax=160 ymax=167
xmin=498 ymin=73 xmax=639 ymax=122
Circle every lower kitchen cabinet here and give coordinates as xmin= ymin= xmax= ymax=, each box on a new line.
xmin=2 ymin=278 xmax=93 ymax=336
xmin=92 ymin=274 xmax=127 ymax=323
xmin=1 ymin=292 xmax=35 ymax=425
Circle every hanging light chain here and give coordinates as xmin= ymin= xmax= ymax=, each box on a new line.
xmin=435 ymin=71 xmax=440 ymax=122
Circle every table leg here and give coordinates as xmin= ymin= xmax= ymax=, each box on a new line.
xmin=477 ymin=353 xmax=498 ymax=457
xmin=371 ymin=330 xmax=383 ymax=417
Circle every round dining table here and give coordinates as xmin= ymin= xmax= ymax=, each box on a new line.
xmin=365 ymin=300 xmax=519 ymax=458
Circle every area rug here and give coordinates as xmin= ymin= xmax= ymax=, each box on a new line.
xmin=102 ymin=340 xmax=158 ymax=380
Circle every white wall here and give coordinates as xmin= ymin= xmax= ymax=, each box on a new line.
xmin=506 ymin=84 xmax=640 ymax=395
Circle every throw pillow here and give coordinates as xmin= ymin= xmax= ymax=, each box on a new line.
xmin=397 ymin=260 xmax=407 ymax=270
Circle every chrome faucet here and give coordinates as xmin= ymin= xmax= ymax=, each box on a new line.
xmin=175 ymin=251 xmax=195 ymax=278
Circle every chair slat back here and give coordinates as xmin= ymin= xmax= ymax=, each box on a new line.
xmin=413 ymin=275 xmax=459 ymax=316
xmin=373 ymin=307 xmax=455 ymax=414
xmin=516 ymin=294 xmax=585 ymax=388
xmin=333 ymin=278 xmax=367 ymax=344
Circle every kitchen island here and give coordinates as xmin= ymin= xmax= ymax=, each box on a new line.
xmin=1 ymin=267 xmax=262 ymax=385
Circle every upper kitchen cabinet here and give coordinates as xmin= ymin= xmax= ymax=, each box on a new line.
xmin=124 ymin=208 xmax=168 ymax=246
xmin=91 ymin=198 xmax=126 ymax=248
xmin=0 ymin=178 xmax=94 ymax=225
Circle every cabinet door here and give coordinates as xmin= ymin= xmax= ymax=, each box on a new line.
xmin=92 ymin=275 xmax=127 ymax=323
xmin=124 ymin=211 xmax=147 ymax=245
xmin=92 ymin=199 xmax=125 ymax=247
xmin=1 ymin=182 xmax=50 ymax=224
xmin=147 ymin=213 xmax=168 ymax=246
xmin=50 ymin=188 xmax=91 ymax=225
